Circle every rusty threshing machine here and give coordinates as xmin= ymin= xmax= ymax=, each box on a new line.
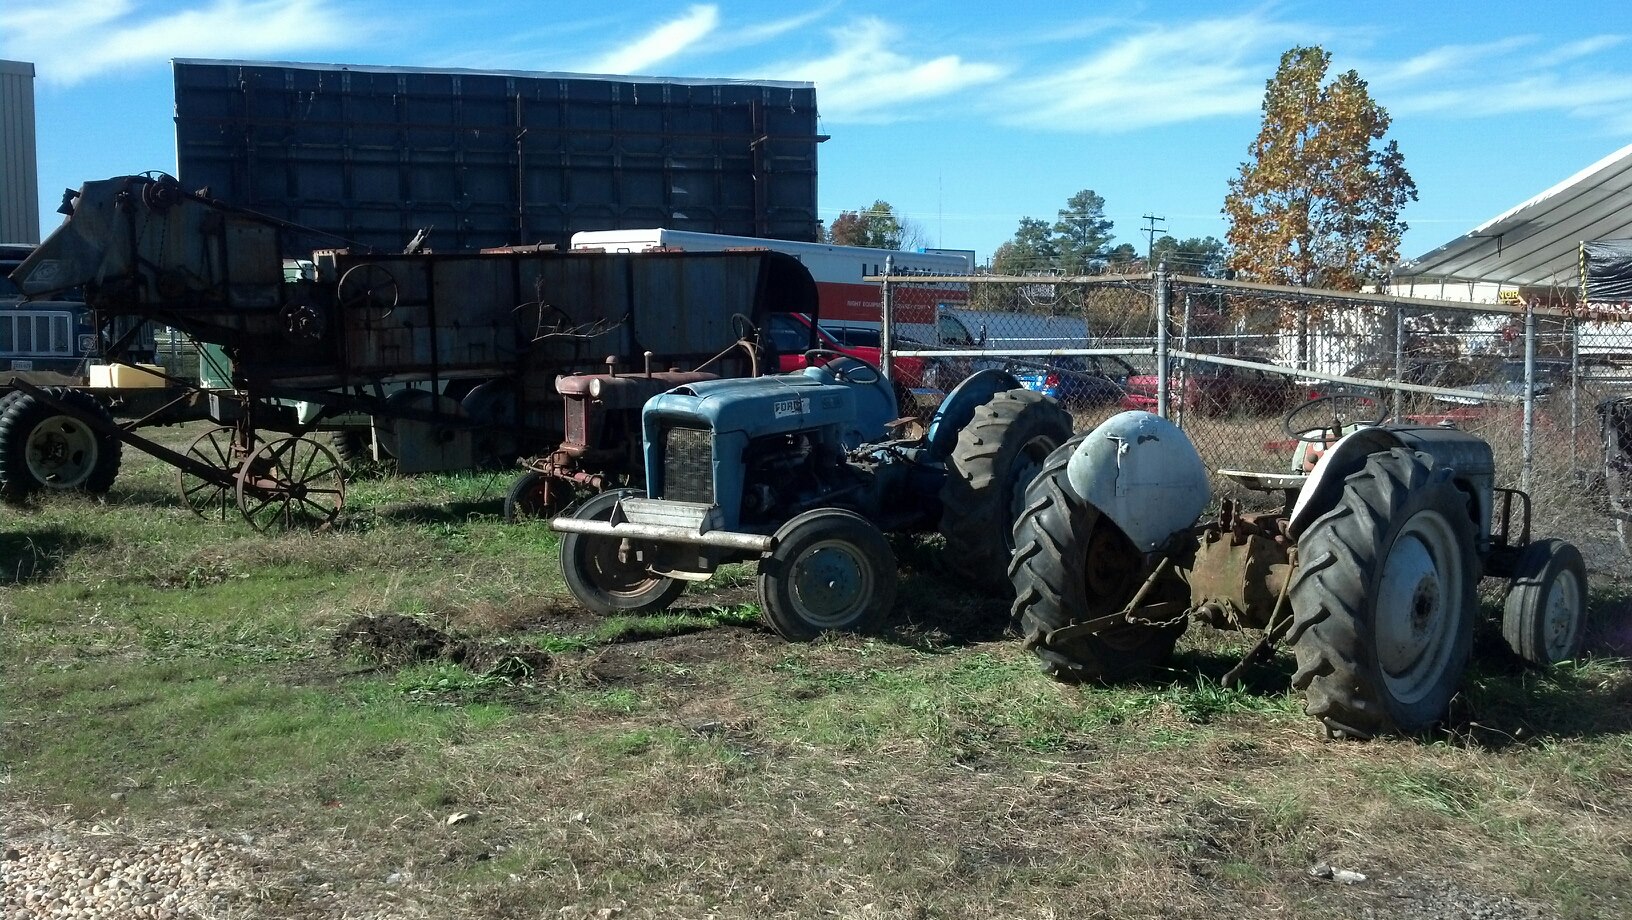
xmin=5 ymin=174 xmax=817 ymax=528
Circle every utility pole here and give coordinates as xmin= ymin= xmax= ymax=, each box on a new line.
xmin=1141 ymin=213 xmax=1166 ymax=263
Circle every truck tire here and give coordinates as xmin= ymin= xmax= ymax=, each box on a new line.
xmin=1288 ymin=448 xmax=1479 ymax=739
xmin=757 ymin=508 xmax=897 ymax=642
xmin=559 ymin=489 xmax=686 ymax=616
xmin=1501 ymin=538 xmax=1587 ymax=667
xmin=940 ymin=388 xmax=1072 ymax=593
xmin=330 ymin=430 xmax=372 ymax=468
xmin=0 ymin=388 xmax=122 ymax=500
xmin=1011 ymin=435 xmax=1187 ymax=682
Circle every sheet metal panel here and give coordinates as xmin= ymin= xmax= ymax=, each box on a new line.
xmin=0 ymin=60 xmax=40 ymax=244
xmin=173 ymin=60 xmax=821 ymax=256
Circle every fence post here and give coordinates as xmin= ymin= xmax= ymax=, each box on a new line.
xmin=1393 ymin=304 xmax=1405 ymax=423
xmin=880 ymin=255 xmax=894 ymax=380
xmin=1522 ymin=300 xmax=1536 ymax=493
xmin=1155 ymin=263 xmax=1170 ymax=417
xmin=1179 ymin=292 xmax=1192 ymax=422
xmin=1569 ymin=314 xmax=1580 ymax=472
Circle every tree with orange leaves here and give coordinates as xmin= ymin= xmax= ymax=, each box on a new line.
xmin=1223 ymin=47 xmax=1417 ymax=291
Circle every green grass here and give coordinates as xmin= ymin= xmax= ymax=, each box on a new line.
xmin=3 ymin=432 xmax=1631 ymax=919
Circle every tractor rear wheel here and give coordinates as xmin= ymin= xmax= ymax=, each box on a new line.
xmin=758 ymin=508 xmax=897 ymax=642
xmin=1011 ymin=435 xmax=1187 ymax=682
xmin=0 ymin=388 xmax=122 ymax=500
xmin=1501 ymin=538 xmax=1587 ymax=667
xmin=1288 ymin=448 xmax=1479 ymax=739
xmin=940 ymin=388 xmax=1072 ymax=593
xmin=559 ymin=489 xmax=686 ymax=616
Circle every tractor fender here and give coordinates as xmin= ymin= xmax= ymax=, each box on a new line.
xmin=1287 ymin=427 xmax=1408 ymax=539
xmin=924 ymin=368 xmax=1023 ymax=462
xmin=1287 ymin=423 xmax=1493 ymax=541
xmin=1064 ymin=410 xmax=1210 ymax=552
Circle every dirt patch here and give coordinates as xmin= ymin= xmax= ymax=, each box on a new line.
xmin=569 ymin=625 xmax=776 ymax=686
xmin=330 ymin=613 xmax=552 ymax=676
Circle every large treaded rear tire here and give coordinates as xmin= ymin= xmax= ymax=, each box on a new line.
xmin=1010 ymin=435 xmax=1187 ymax=682
xmin=1288 ymin=448 xmax=1479 ymax=739
xmin=0 ymin=388 xmax=122 ymax=500
xmin=940 ymin=388 xmax=1072 ymax=593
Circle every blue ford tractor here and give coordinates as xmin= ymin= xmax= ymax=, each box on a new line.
xmin=551 ymin=356 xmax=1072 ymax=640
xmin=1011 ymin=396 xmax=1590 ymax=739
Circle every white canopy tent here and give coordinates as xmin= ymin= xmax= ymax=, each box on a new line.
xmin=1395 ymin=142 xmax=1632 ymax=291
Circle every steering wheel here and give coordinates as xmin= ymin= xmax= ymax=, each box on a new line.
xmin=804 ymin=348 xmax=884 ymax=382
xmin=1283 ymin=393 xmax=1387 ymax=443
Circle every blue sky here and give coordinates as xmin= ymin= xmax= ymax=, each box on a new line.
xmin=4 ymin=0 xmax=1630 ymax=264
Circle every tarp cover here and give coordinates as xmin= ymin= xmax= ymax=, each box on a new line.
xmin=1585 ymin=239 xmax=1632 ymax=301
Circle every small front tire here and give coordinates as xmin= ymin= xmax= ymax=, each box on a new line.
xmin=1502 ymin=538 xmax=1588 ymax=667
xmin=758 ymin=509 xmax=897 ymax=642
xmin=504 ymin=470 xmax=558 ymax=523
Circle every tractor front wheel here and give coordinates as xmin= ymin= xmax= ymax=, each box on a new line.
xmin=758 ymin=509 xmax=897 ymax=642
xmin=504 ymin=470 xmax=561 ymax=523
xmin=1502 ymin=538 xmax=1587 ymax=667
xmin=1288 ymin=448 xmax=1479 ymax=739
xmin=560 ymin=489 xmax=686 ymax=616
xmin=1011 ymin=435 xmax=1187 ymax=682
xmin=939 ymin=388 xmax=1072 ymax=593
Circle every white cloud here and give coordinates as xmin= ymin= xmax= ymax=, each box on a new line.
xmin=723 ymin=6 xmax=834 ymax=49
xmin=772 ymin=18 xmax=1007 ymax=122
xmin=0 ymin=0 xmax=133 ymax=38
xmin=584 ymin=4 xmax=719 ymax=75
xmin=1 ymin=0 xmax=359 ymax=85
xmin=1554 ymin=35 xmax=1626 ymax=61
xmin=1365 ymin=37 xmax=1534 ymax=84
xmin=990 ymin=15 xmax=1314 ymax=132
xmin=1364 ymin=35 xmax=1632 ymax=125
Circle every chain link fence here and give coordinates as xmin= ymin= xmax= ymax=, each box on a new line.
xmin=878 ymin=268 xmax=1632 ymax=574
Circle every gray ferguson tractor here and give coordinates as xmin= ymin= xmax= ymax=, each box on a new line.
xmin=1011 ymin=397 xmax=1589 ymax=739
xmin=551 ymin=357 xmax=1071 ymax=640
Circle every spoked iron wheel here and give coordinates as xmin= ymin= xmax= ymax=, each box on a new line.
xmin=178 ymin=425 xmax=249 ymax=521
xmin=234 ymin=436 xmax=346 ymax=532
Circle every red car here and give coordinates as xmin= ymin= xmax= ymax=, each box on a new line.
xmin=763 ymin=313 xmax=941 ymax=407
xmin=1120 ymin=358 xmax=1298 ymax=416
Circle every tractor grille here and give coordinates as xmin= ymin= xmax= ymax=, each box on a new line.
xmin=564 ymin=401 xmax=587 ymax=447
xmin=663 ymin=426 xmax=714 ymax=503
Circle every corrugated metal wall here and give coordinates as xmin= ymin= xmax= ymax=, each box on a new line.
xmin=173 ymin=60 xmax=821 ymax=257
xmin=0 ymin=60 xmax=41 ymax=244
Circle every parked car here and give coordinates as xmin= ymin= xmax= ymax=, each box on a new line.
xmin=1434 ymin=358 xmax=1573 ymax=405
xmin=1120 ymin=356 xmax=1298 ymax=416
xmin=998 ymin=354 xmax=1135 ymax=408
xmin=764 ymin=313 xmax=941 ymax=407
xmin=816 ymin=319 xmax=981 ymax=391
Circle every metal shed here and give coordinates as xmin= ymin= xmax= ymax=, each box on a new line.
xmin=1396 ymin=142 xmax=1632 ymax=291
